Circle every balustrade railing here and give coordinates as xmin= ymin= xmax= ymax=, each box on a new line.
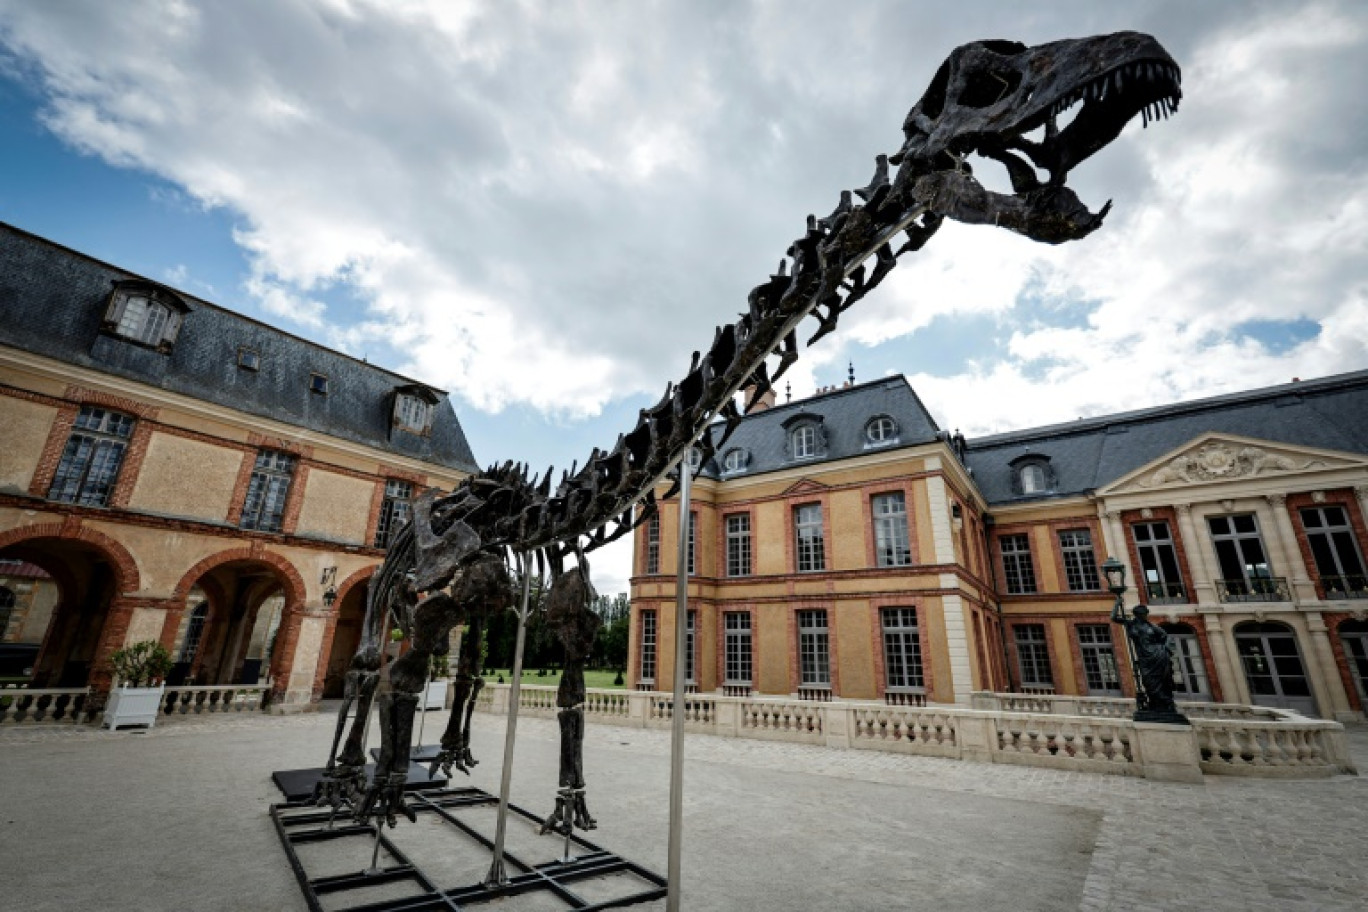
xmin=1321 ymin=574 xmax=1368 ymax=599
xmin=883 ymin=688 xmax=927 ymax=707
xmin=1144 ymin=580 xmax=1188 ymax=604
xmin=474 ymin=684 xmax=1353 ymax=780
xmin=0 ymin=687 xmax=93 ymax=724
xmin=1215 ymin=576 xmax=1290 ymax=603
xmin=1195 ymin=719 xmax=1354 ymax=776
xmin=161 ymin=685 xmax=268 ymax=716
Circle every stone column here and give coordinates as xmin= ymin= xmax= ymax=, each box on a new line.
xmin=1304 ymin=611 xmax=1354 ymax=720
xmin=1265 ymin=494 xmax=1313 ymax=602
xmin=1176 ymin=504 xmax=1217 ymax=606
xmin=1355 ymin=486 xmax=1368 ymax=535
xmin=1201 ymin=612 xmax=1247 ymax=705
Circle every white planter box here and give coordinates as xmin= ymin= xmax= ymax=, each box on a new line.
xmin=104 ymin=684 xmax=165 ymax=729
xmin=422 ymin=680 xmax=449 ymax=711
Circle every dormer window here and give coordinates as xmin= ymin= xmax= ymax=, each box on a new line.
xmin=238 ymin=348 xmax=260 ymax=371
xmin=686 ymin=447 xmax=703 ymax=471
xmin=102 ymin=281 xmax=188 ymax=351
xmin=722 ymin=448 xmax=749 ymax=474
xmin=1009 ymin=454 xmax=1056 ymax=496
xmin=393 ymin=385 xmax=439 ymax=436
xmin=309 ymin=373 xmax=329 ymax=395
xmin=865 ymin=415 xmax=899 ymax=446
xmin=781 ymin=412 xmax=826 ymax=461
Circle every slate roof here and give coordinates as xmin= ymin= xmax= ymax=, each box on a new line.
xmin=696 ymin=376 xmax=943 ymax=479
xmin=0 ymin=222 xmax=478 ymax=473
xmin=963 ymin=370 xmax=1368 ymax=506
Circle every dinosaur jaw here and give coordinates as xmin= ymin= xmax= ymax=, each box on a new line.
xmin=1021 ymin=54 xmax=1183 ymax=182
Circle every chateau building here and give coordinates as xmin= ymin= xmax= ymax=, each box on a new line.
xmin=0 ymin=222 xmax=477 ymax=708
xmin=629 ymin=371 xmax=1368 ymax=720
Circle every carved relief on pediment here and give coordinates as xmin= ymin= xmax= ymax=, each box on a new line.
xmin=1138 ymin=442 xmax=1326 ymax=489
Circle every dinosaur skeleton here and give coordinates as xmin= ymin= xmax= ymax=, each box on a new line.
xmin=315 ymin=30 xmax=1181 ymax=834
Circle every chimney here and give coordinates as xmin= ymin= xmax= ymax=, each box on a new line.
xmin=741 ymin=383 xmax=777 ymax=413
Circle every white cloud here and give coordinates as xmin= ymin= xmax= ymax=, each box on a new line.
xmin=1 ymin=1 xmax=1365 ymax=484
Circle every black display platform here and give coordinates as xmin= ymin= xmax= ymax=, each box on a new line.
xmin=369 ymin=744 xmax=442 ymax=763
xmin=271 ymin=763 xmax=448 ymax=802
xmin=271 ymin=785 xmax=667 ymax=912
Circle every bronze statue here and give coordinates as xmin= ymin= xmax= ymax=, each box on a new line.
xmin=1113 ymin=604 xmax=1189 ymax=723
xmin=313 ymin=29 xmax=1183 ymax=833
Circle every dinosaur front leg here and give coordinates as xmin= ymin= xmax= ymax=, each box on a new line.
xmin=356 ymin=648 xmax=425 ymax=828
xmin=433 ymin=615 xmax=484 ymax=777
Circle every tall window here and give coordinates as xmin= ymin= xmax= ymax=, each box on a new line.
xmin=724 ymin=612 xmax=753 ymax=686
xmin=687 ymin=511 xmax=697 ymax=576
xmin=1059 ymin=529 xmax=1101 ymax=591
xmin=794 ymin=504 xmax=825 ymax=572
xmin=685 ymin=610 xmax=697 ymax=684
xmin=1020 ymin=464 xmax=1046 ymax=494
xmin=1000 ymin=534 xmax=1037 ymax=594
xmin=1164 ymin=623 xmax=1211 ymax=699
xmin=791 ymin=424 xmax=817 ymax=459
xmin=1301 ymin=506 xmax=1367 ymax=598
xmin=374 ymin=479 xmax=414 ymax=549
xmin=1133 ymin=521 xmax=1186 ymax=603
xmin=178 ymin=603 xmax=209 ymax=664
xmin=0 ymin=586 xmax=14 ymax=640
xmin=872 ymin=492 xmax=912 ymax=567
xmin=1076 ymin=624 xmax=1121 ymax=695
xmin=1014 ymin=624 xmax=1053 ymax=689
xmin=639 ymin=610 xmax=657 ymax=684
xmin=1208 ymin=514 xmax=1277 ymax=600
xmin=797 ymin=609 xmax=830 ymax=688
xmin=725 ymin=514 xmax=752 ymax=577
xmin=881 ymin=607 xmax=924 ymax=692
xmin=47 ymin=406 xmax=136 ymax=507
xmin=240 ymin=449 xmax=297 ymax=532
xmin=1340 ymin=620 xmax=1368 ymax=701
xmin=645 ymin=513 xmax=660 ymax=575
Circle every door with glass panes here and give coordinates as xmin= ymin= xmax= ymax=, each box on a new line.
xmin=1162 ymin=623 xmax=1211 ymax=701
xmin=1234 ymin=622 xmax=1318 ymax=716
xmin=1339 ymin=620 xmax=1368 ymax=703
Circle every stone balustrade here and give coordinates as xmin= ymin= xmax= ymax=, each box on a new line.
xmin=0 ymin=687 xmax=94 ymax=724
xmin=161 ymin=685 xmax=268 ymax=716
xmin=479 ymin=684 xmax=1357 ymax=781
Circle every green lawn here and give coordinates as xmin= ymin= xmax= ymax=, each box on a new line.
xmin=481 ymin=668 xmax=626 ymax=690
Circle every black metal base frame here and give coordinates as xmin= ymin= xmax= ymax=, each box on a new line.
xmin=271 ymin=786 xmax=666 ymax=912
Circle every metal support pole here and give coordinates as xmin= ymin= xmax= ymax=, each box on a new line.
xmin=1111 ymin=591 xmax=1145 ymax=704
xmin=363 ymin=821 xmax=385 ymax=876
xmin=486 ymin=554 xmax=535 ymax=887
xmin=666 ymin=464 xmax=693 ymax=912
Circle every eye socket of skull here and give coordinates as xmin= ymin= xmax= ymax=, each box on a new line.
xmin=957 ymin=65 xmax=1021 ymax=108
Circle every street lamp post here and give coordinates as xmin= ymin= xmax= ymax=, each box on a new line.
xmin=1104 ymin=555 xmax=1188 ymax=725
xmin=1102 ymin=556 xmax=1146 ymax=706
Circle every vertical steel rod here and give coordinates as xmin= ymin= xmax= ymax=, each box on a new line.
xmin=665 ymin=463 xmax=693 ymax=912
xmin=363 ymin=822 xmax=385 ymax=875
xmin=486 ymin=553 xmax=534 ymax=887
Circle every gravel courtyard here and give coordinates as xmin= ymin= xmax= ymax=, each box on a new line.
xmin=1 ymin=707 xmax=1365 ymax=911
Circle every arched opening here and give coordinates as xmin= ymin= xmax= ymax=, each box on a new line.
xmin=1161 ymin=622 xmax=1211 ymax=701
xmin=0 ymin=539 xmax=122 ymax=688
xmin=1233 ymin=620 xmax=1318 ymax=717
xmin=177 ymin=559 xmax=291 ymax=686
xmin=1337 ymin=618 xmax=1368 ymax=705
xmin=322 ymin=579 xmax=369 ymax=698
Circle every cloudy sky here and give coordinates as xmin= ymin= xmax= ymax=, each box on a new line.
xmin=2 ymin=1 xmax=1366 ymax=596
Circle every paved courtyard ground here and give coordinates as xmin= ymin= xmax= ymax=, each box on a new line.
xmin=1 ymin=707 xmax=1365 ymax=911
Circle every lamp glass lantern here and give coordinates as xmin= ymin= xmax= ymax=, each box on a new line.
xmin=1101 ymin=556 xmax=1127 ymax=596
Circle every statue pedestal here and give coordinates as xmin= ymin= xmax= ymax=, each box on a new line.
xmin=1131 ymin=722 xmax=1202 ymax=783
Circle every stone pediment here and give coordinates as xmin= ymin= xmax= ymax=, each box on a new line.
xmin=1101 ymin=434 xmax=1367 ymax=495
xmin=782 ymin=478 xmax=830 ymax=496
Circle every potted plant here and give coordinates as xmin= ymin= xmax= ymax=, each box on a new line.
xmin=423 ymin=652 xmax=450 ymax=710
xmin=103 ymin=640 xmax=174 ymax=729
